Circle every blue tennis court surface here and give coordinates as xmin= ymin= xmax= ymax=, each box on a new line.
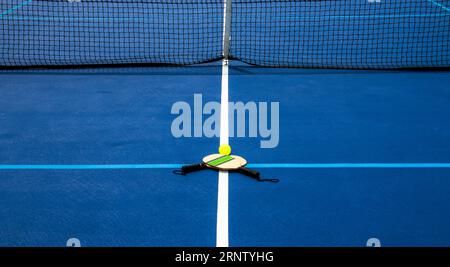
xmin=0 ymin=63 xmax=449 ymax=246
xmin=1 ymin=0 xmax=450 ymax=248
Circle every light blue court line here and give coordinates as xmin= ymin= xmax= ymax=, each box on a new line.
xmin=0 ymin=0 xmax=32 ymax=18
xmin=1 ymin=163 xmax=450 ymax=170
xmin=329 ymin=13 xmax=449 ymax=19
xmin=0 ymin=164 xmax=183 ymax=170
xmin=2 ymin=16 xmax=158 ymax=22
xmin=426 ymin=0 xmax=450 ymax=12
xmin=3 ymin=13 xmax=448 ymax=22
xmin=0 ymin=1 xmax=448 ymax=21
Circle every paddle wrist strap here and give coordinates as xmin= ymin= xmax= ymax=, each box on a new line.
xmin=174 ymin=164 xmax=279 ymax=183
xmin=233 ymin=168 xmax=279 ymax=183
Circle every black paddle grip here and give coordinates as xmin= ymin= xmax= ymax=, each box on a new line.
xmin=173 ymin=163 xmax=206 ymax=175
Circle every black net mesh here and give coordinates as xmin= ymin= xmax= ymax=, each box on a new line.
xmin=1 ymin=0 xmax=449 ymax=69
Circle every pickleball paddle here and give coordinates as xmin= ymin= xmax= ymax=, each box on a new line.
xmin=173 ymin=153 xmax=279 ymax=183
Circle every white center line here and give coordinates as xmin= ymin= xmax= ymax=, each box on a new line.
xmin=216 ymin=59 xmax=230 ymax=247
xmin=216 ymin=0 xmax=232 ymax=248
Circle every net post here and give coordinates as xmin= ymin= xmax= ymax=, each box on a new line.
xmin=222 ymin=0 xmax=232 ymax=61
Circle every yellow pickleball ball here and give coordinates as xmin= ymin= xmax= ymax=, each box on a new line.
xmin=218 ymin=144 xmax=232 ymax=155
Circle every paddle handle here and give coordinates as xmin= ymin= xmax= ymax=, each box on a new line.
xmin=236 ymin=167 xmax=279 ymax=183
xmin=173 ymin=163 xmax=206 ymax=175
xmin=182 ymin=163 xmax=206 ymax=174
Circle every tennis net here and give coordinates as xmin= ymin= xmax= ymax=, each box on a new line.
xmin=1 ymin=0 xmax=449 ymax=69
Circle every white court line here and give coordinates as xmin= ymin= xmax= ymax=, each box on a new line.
xmin=216 ymin=59 xmax=230 ymax=247
xmin=216 ymin=0 xmax=231 ymax=248
xmin=216 ymin=170 xmax=229 ymax=247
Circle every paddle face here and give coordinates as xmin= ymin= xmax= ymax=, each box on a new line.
xmin=202 ymin=154 xmax=247 ymax=171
